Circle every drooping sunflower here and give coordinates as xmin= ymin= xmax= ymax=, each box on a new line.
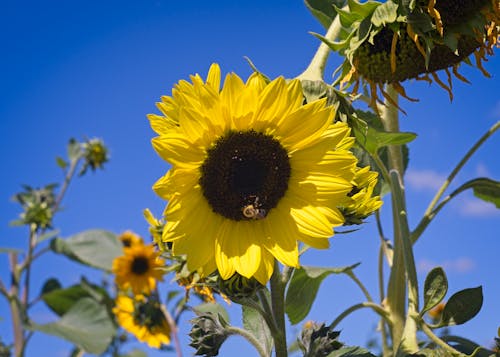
xmin=112 ymin=244 xmax=165 ymax=295
xmin=320 ymin=0 xmax=499 ymax=106
xmin=113 ymin=294 xmax=170 ymax=348
xmin=149 ymin=64 xmax=362 ymax=284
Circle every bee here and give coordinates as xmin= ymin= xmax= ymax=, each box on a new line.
xmin=241 ymin=196 xmax=267 ymax=220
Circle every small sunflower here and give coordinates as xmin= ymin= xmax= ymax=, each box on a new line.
xmin=112 ymin=244 xmax=165 ymax=295
xmin=149 ymin=64 xmax=362 ymax=284
xmin=321 ymin=0 xmax=499 ymax=106
xmin=113 ymin=294 xmax=170 ymax=348
xmin=118 ymin=230 xmax=144 ymax=248
xmin=340 ymin=166 xmax=383 ymax=225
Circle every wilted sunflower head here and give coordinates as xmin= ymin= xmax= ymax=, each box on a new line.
xmin=113 ymin=294 xmax=170 ymax=348
xmin=324 ymin=0 xmax=499 ymax=105
xmin=149 ymin=63 xmax=372 ymax=284
xmin=112 ymin=244 xmax=165 ymax=295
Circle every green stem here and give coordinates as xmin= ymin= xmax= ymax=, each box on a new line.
xmin=330 ymin=302 xmax=390 ymax=330
xmin=380 ymin=84 xmax=407 ymax=353
xmin=376 ymin=212 xmax=391 ymax=356
xmin=9 ymin=253 xmax=25 ymax=357
xmin=54 ymin=156 xmax=80 ymax=212
xmin=420 ymin=323 xmax=467 ymax=357
xmin=346 ymin=271 xmax=373 ymax=302
xmin=412 ymin=119 xmax=500 ymax=243
xmin=159 ymin=297 xmax=182 ymax=357
xmin=22 ymin=225 xmax=37 ymax=307
xmin=270 ymin=261 xmax=287 ymax=357
xmin=390 ymin=171 xmax=419 ymax=353
xmin=226 ymin=326 xmax=268 ymax=357
xmin=296 ymin=15 xmax=343 ymax=82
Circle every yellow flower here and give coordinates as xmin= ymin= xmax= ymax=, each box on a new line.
xmin=112 ymin=244 xmax=165 ymax=295
xmin=113 ymin=294 xmax=170 ymax=348
xmin=340 ymin=166 xmax=383 ymax=225
xmin=149 ymin=64 xmax=360 ymax=284
xmin=118 ymin=231 xmax=144 ymax=248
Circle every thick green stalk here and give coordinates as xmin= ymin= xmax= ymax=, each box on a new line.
xmin=380 ymin=85 xmax=407 ymax=352
xmin=270 ymin=261 xmax=287 ymax=357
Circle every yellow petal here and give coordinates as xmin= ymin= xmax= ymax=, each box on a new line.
xmin=206 ymin=63 xmax=221 ymax=91
xmin=151 ymin=134 xmax=204 ymax=168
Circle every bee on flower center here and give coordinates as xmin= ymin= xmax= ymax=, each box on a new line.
xmin=242 ymin=196 xmax=267 ymax=220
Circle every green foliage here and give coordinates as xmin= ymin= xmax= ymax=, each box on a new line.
xmin=440 ymin=287 xmax=483 ymax=326
xmin=51 ymin=229 xmax=123 ymax=271
xmin=304 ymin=0 xmax=347 ymax=29
xmin=41 ymin=278 xmax=111 ymax=316
xmin=326 ymin=346 xmax=377 ymax=357
xmin=29 ymin=297 xmax=116 ymax=354
xmin=453 ymin=178 xmax=500 ymax=209
xmin=193 ymin=302 xmax=230 ymax=324
xmin=285 ymin=264 xmax=360 ymax=324
xmin=242 ymin=305 xmax=273 ymax=356
xmin=421 ymin=267 xmax=448 ymax=316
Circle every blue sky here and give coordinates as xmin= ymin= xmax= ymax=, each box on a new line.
xmin=1 ymin=0 xmax=499 ymax=356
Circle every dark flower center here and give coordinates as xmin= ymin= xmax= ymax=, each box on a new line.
xmin=199 ymin=130 xmax=291 ymax=221
xmin=133 ymin=299 xmax=166 ymax=329
xmin=131 ymin=256 xmax=150 ymax=275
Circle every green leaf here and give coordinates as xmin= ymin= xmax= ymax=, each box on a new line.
xmin=421 ymin=267 xmax=448 ymax=315
xmin=305 ymin=0 xmax=347 ymax=28
xmin=327 ymin=346 xmax=377 ymax=357
xmin=471 ymin=178 xmax=500 ymax=208
xmin=56 ymin=156 xmax=68 ymax=169
xmin=37 ymin=229 xmax=60 ymax=243
xmin=441 ymin=286 xmax=483 ymax=326
xmin=120 ymin=349 xmax=148 ymax=357
xmin=371 ymin=0 xmax=399 ymax=27
xmin=347 ymin=0 xmax=381 ymax=18
xmin=29 ymin=297 xmax=115 ymax=354
xmin=40 ymin=278 xmax=62 ymax=296
xmin=363 ymin=128 xmax=417 ymax=154
xmin=193 ymin=302 xmax=230 ymax=323
xmin=242 ymin=305 xmax=273 ymax=356
xmin=42 ymin=284 xmax=94 ymax=316
xmin=285 ymin=264 xmax=360 ymax=324
xmin=51 ymin=229 xmax=122 ymax=271
xmin=333 ymin=4 xmax=362 ymax=27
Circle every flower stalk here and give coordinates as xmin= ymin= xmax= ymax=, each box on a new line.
xmin=270 ymin=261 xmax=287 ymax=357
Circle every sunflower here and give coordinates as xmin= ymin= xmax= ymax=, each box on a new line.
xmin=320 ymin=0 xmax=499 ymax=106
xmin=149 ymin=64 xmax=362 ymax=284
xmin=112 ymin=244 xmax=165 ymax=295
xmin=340 ymin=166 xmax=383 ymax=225
xmin=118 ymin=230 xmax=144 ymax=248
xmin=113 ymin=294 xmax=170 ymax=348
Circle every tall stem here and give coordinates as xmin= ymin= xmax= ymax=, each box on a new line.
xmin=9 ymin=253 xmax=25 ymax=357
xmin=270 ymin=261 xmax=287 ymax=357
xmin=380 ymin=85 xmax=419 ymax=353
xmin=297 ymin=15 xmax=343 ymax=82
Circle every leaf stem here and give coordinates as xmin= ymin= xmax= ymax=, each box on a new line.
xmin=226 ymin=326 xmax=268 ymax=357
xmin=54 ymin=156 xmax=81 ymax=212
xmin=297 ymin=15 xmax=343 ymax=82
xmin=412 ymin=119 xmax=500 ymax=243
xmin=330 ymin=302 xmax=390 ymax=330
xmin=420 ymin=323 xmax=467 ymax=357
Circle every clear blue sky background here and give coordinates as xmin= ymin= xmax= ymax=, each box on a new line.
xmin=1 ymin=1 xmax=499 ymax=356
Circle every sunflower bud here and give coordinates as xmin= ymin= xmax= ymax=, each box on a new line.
xmin=80 ymin=138 xmax=109 ymax=175
xmin=298 ymin=321 xmax=343 ymax=357
xmin=217 ymin=273 xmax=264 ymax=301
xmin=189 ymin=312 xmax=229 ymax=356
xmin=12 ymin=184 xmax=57 ymax=229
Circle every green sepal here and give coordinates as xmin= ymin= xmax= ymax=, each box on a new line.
xmin=439 ymin=286 xmax=483 ymax=326
xmin=420 ymin=267 xmax=448 ymax=316
xmin=347 ymin=0 xmax=381 ymax=19
xmin=285 ymin=264 xmax=360 ymax=325
xmin=193 ymin=302 xmax=230 ymax=324
xmin=371 ymin=0 xmax=399 ymax=27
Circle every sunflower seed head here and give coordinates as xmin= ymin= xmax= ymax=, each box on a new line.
xmin=189 ymin=312 xmax=229 ymax=356
xmin=216 ymin=273 xmax=264 ymax=301
xmin=298 ymin=321 xmax=343 ymax=357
